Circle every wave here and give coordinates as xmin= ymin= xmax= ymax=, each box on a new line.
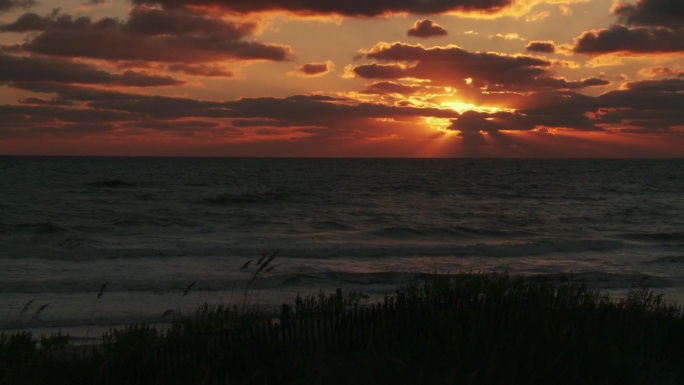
xmin=1 ymin=222 xmax=70 ymax=235
xmin=362 ymin=225 xmax=527 ymax=240
xmin=617 ymin=232 xmax=684 ymax=242
xmin=287 ymin=238 xmax=625 ymax=259
xmin=315 ymin=271 xmax=673 ymax=290
xmin=0 ymin=237 xmax=627 ymax=262
xmin=87 ymin=179 xmax=136 ymax=188
xmin=646 ymin=255 xmax=684 ymax=264
xmin=526 ymin=272 xmax=672 ymax=289
xmin=282 ymin=271 xmax=422 ymax=286
xmin=199 ymin=191 xmax=290 ymax=205
xmin=310 ymin=221 xmax=357 ymax=231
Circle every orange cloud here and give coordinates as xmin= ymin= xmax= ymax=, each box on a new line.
xmin=525 ymin=40 xmax=556 ymax=53
xmin=489 ymin=33 xmax=525 ymax=41
xmin=407 ymin=19 xmax=448 ymax=38
xmin=637 ymin=65 xmax=683 ymax=78
xmin=166 ymin=63 xmax=234 ymax=77
xmin=361 ymin=81 xmax=425 ymax=95
xmin=290 ymin=61 xmax=334 ymax=77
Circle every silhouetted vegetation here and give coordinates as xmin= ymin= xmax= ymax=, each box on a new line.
xmin=2 ymin=272 xmax=684 ymax=385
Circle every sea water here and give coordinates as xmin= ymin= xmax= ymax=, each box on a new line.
xmin=1 ymin=157 xmax=683 ymax=338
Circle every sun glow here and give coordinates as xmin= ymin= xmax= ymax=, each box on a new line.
xmin=441 ymin=101 xmax=510 ymax=114
xmin=425 ymin=117 xmax=454 ymax=133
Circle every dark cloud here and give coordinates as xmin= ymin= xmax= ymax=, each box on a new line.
xmin=594 ymin=106 xmax=684 ymax=129
xmin=18 ymin=97 xmax=74 ymax=106
xmin=115 ymin=70 xmax=184 ymax=87
xmin=525 ymin=40 xmax=556 ymax=53
xmin=351 ymin=63 xmax=409 ymax=79
xmin=599 ymin=88 xmax=683 ymax=111
xmin=445 ymin=78 xmax=684 ymax=138
xmin=593 ymin=83 xmax=684 ymax=133
xmin=407 ymin=19 xmax=447 ymax=38
xmin=353 ymin=43 xmax=603 ymax=91
xmin=0 ymin=80 xmax=465 ymax=148
xmin=573 ymin=25 xmax=684 ymax=54
xmin=613 ymin=0 xmax=683 ymax=29
xmin=126 ymin=6 xmax=257 ymax=37
xmin=294 ymin=62 xmax=332 ymax=77
xmin=361 ymin=43 xmax=549 ymax=82
xmin=638 ymin=66 xmax=684 ymax=78
xmin=1 ymin=7 xmax=293 ymax=63
xmin=131 ymin=0 xmax=515 ymax=17
xmin=86 ymin=95 xmax=232 ymax=118
xmin=0 ymin=10 xmax=103 ymax=32
xmin=0 ymin=104 xmax=135 ymax=124
xmin=361 ymin=81 xmax=424 ymax=95
xmin=0 ymin=53 xmax=183 ymax=86
xmin=0 ymin=121 xmax=117 ymax=139
xmin=14 ymin=83 xmax=458 ymax=127
xmin=121 ymin=119 xmax=226 ymax=134
xmin=486 ymin=77 xmax=610 ymax=91
xmin=445 ymin=91 xmax=602 ymax=136
xmin=362 ymin=42 xmax=544 ymax=65
xmin=221 ymin=95 xmax=460 ymax=126
xmin=522 ymin=80 xmax=684 ymax=134
xmin=449 ymin=110 xmax=534 ymax=133
xmin=0 ymin=0 xmax=35 ymax=13
xmin=167 ymin=63 xmax=233 ymax=77
xmin=231 ymin=119 xmax=292 ymax=127
xmin=91 ymin=91 xmax=458 ymax=129
xmin=9 ymin=81 xmax=148 ymax=102
xmin=623 ymin=78 xmax=684 ymax=92
xmin=6 ymin=81 xmax=233 ymax=118
xmin=572 ymin=0 xmax=684 ymax=55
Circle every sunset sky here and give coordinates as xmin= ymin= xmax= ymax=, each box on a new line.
xmin=1 ymin=0 xmax=682 ymax=157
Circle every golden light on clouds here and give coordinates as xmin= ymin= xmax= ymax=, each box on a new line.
xmin=425 ymin=117 xmax=454 ymax=133
xmin=441 ymin=101 xmax=511 ymax=114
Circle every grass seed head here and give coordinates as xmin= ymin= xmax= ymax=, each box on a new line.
xmin=31 ymin=303 xmax=50 ymax=321
xmin=183 ymin=281 xmax=197 ymax=296
xmin=97 ymin=281 xmax=109 ymax=300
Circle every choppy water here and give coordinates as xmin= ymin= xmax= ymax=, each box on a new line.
xmin=1 ymin=157 xmax=683 ymax=336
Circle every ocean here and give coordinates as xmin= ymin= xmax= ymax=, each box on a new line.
xmin=1 ymin=157 xmax=683 ymax=340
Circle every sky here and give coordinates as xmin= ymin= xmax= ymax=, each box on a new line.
xmin=0 ymin=0 xmax=682 ymax=157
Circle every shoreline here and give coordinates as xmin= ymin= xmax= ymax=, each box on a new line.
xmin=5 ymin=270 xmax=684 ymax=344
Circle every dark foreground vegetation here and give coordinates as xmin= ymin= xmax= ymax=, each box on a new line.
xmin=2 ymin=272 xmax=684 ymax=385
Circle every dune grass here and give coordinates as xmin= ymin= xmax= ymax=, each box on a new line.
xmin=2 ymin=272 xmax=684 ymax=385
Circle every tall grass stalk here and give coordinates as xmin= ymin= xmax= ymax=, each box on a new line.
xmin=85 ymin=282 xmax=108 ymax=347
xmin=239 ymin=249 xmax=278 ymax=316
